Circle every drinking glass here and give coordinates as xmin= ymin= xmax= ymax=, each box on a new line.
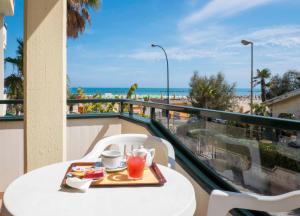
xmin=125 ymin=146 xmax=146 ymax=180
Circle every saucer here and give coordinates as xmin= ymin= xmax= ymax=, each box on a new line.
xmin=105 ymin=161 xmax=127 ymax=173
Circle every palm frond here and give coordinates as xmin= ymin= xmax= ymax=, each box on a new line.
xmin=67 ymin=0 xmax=100 ymax=38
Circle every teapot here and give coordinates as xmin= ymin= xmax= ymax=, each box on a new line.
xmin=134 ymin=145 xmax=155 ymax=167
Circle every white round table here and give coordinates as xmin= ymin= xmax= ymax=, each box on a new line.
xmin=2 ymin=162 xmax=196 ymax=216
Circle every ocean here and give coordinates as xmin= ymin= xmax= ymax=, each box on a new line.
xmin=70 ymin=87 xmax=261 ymax=97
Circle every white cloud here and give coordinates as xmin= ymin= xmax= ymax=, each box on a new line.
xmin=226 ymin=25 xmax=300 ymax=48
xmin=121 ymin=51 xmax=162 ymax=60
xmin=181 ymin=25 xmax=226 ymax=45
xmin=179 ymin=0 xmax=274 ymax=29
xmin=88 ymin=24 xmax=300 ymax=65
xmin=118 ymin=47 xmax=216 ymax=61
xmin=179 ymin=24 xmax=300 ymax=49
xmin=180 ymin=24 xmax=230 ymax=46
xmin=168 ymin=47 xmax=216 ymax=60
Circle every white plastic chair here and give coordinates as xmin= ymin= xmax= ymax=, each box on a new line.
xmin=81 ymin=134 xmax=176 ymax=169
xmin=207 ymin=189 xmax=300 ymax=216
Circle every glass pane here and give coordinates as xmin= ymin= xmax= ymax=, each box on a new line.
xmin=1 ymin=104 xmax=23 ymax=117
xmin=68 ymin=102 xmax=119 ymax=114
xmin=165 ymin=112 xmax=300 ymax=216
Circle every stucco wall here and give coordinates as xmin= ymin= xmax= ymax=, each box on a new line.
xmin=24 ymin=0 xmax=67 ymax=171
xmin=270 ymin=95 xmax=300 ymax=118
xmin=0 ymin=121 xmax=24 ymax=192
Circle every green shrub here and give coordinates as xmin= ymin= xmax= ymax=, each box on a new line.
xmin=259 ymin=143 xmax=300 ymax=172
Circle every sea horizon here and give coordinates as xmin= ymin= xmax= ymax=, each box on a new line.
xmin=70 ymin=87 xmax=261 ymax=97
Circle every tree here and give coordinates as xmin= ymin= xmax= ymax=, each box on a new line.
xmin=266 ymin=74 xmax=281 ymax=99
xmin=5 ymin=0 xmax=100 ymax=98
xmin=282 ymin=70 xmax=300 ymax=91
xmin=4 ymin=39 xmax=24 ymax=99
xmin=126 ymin=83 xmax=138 ymax=99
xmin=189 ymin=72 xmax=236 ymax=111
xmin=67 ymin=0 xmax=100 ymax=38
xmin=254 ymin=68 xmax=271 ymax=102
xmin=251 ymin=103 xmax=269 ymax=116
xmin=123 ymin=83 xmax=138 ymax=112
xmin=266 ymin=70 xmax=300 ymax=99
xmin=4 ymin=74 xmax=23 ymax=99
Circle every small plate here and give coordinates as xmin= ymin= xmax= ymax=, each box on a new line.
xmin=105 ymin=161 xmax=127 ymax=173
xmin=72 ymin=166 xmax=94 ymax=172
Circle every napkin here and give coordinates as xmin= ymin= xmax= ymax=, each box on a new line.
xmin=66 ymin=177 xmax=93 ymax=192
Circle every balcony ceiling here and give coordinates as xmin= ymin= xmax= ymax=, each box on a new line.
xmin=0 ymin=0 xmax=14 ymax=16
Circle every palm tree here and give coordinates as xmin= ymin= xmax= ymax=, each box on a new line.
xmin=5 ymin=39 xmax=24 ymax=99
xmin=126 ymin=83 xmax=138 ymax=99
xmin=197 ymin=81 xmax=216 ymax=109
xmin=4 ymin=74 xmax=23 ymax=99
xmin=254 ymin=68 xmax=271 ymax=102
xmin=67 ymin=0 xmax=100 ymax=38
xmin=5 ymin=39 xmax=23 ymax=75
xmin=4 ymin=1 xmax=100 ymax=97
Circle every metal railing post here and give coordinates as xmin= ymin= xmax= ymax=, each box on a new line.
xmin=129 ymin=104 xmax=133 ymax=116
xmin=166 ymin=110 xmax=170 ymax=129
xmin=120 ymin=102 xmax=124 ymax=113
xmin=150 ymin=107 xmax=155 ymax=120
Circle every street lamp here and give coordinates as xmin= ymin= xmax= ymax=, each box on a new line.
xmin=151 ymin=44 xmax=170 ymax=104
xmin=151 ymin=44 xmax=170 ymax=127
xmin=241 ymin=39 xmax=254 ymax=115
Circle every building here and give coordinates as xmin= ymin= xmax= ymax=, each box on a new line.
xmin=0 ymin=0 xmax=14 ymax=116
xmin=264 ymin=89 xmax=300 ymax=119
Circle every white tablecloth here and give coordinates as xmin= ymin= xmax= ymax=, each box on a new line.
xmin=2 ymin=162 xmax=196 ymax=216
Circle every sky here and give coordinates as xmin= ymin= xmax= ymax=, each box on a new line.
xmin=4 ymin=0 xmax=300 ymax=88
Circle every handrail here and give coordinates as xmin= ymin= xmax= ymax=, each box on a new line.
xmin=121 ymin=99 xmax=300 ymax=130
xmin=1 ymin=99 xmax=300 ymax=130
xmin=0 ymin=99 xmax=23 ymax=104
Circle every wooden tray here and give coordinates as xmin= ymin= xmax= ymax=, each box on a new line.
xmin=61 ymin=162 xmax=166 ymax=188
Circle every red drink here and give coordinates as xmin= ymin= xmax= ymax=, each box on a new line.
xmin=127 ymin=155 xmax=145 ymax=179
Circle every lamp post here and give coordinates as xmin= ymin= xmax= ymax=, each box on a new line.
xmin=151 ymin=44 xmax=170 ymax=128
xmin=241 ymin=40 xmax=254 ymax=115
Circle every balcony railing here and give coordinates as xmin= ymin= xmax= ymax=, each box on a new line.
xmin=2 ymin=98 xmax=300 ymax=216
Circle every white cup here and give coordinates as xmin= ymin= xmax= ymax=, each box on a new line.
xmin=101 ymin=150 xmax=122 ymax=169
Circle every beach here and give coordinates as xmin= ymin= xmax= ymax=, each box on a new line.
xmin=70 ymin=87 xmax=261 ymax=98
xmin=70 ymin=87 xmax=261 ymax=114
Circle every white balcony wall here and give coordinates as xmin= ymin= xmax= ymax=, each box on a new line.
xmin=0 ymin=121 xmax=23 ymax=192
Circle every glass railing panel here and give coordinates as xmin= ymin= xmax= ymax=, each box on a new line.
xmin=165 ymin=112 xmax=300 ymax=215
xmin=0 ymin=100 xmax=23 ymax=118
xmin=67 ymin=100 xmax=120 ymax=115
xmin=131 ymin=104 xmax=144 ymax=116
xmin=155 ymin=109 xmax=170 ymax=129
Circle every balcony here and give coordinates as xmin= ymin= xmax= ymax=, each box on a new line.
xmin=1 ymin=99 xmax=300 ymax=215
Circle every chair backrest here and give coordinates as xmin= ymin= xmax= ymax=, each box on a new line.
xmin=207 ymin=189 xmax=300 ymax=216
xmin=82 ymin=134 xmax=175 ymax=168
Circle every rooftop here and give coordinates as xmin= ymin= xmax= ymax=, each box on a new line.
xmin=264 ymin=88 xmax=300 ymax=106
